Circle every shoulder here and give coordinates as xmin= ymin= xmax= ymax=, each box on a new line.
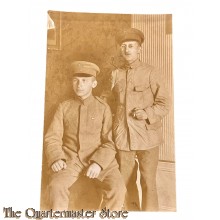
xmin=60 ymin=98 xmax=74 ymax=106
xmin=94 ymin=96 xmax=112 ymax=112
xmin=140 ymin=62 xmax=160 ymax=77
xmin=94 ymin=97 xmax=112 ymax=117
xmin=111 ymin=68 xmax=120 ymax=77
xmin=94 ymin=96 xmax=109 ymax=107
xmin=57 ymin=98 xmax=76 ymax=110
xmin=140 ymin=62 xmax=155 ymax=71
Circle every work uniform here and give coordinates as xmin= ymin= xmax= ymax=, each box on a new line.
xmin=44 ymin=94 xmax=126 ymax=211
xmin=104 ymin=59 xmax=169 ymax=211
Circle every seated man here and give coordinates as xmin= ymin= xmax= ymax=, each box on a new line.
xmin=44 ymin=61 xmax=126 ymax=211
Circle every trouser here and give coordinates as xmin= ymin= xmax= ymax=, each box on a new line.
xmin=117 ymin=146 xmax=159 ymax=211
xmin=48 ymin=158 xmax=126 ymax=211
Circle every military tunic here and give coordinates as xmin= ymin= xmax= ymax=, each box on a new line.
xmin=45 ymin=95 xmax=118 ymax=172
xmin=44 ymin=95 xmax=125 ymax=210
xmin=110 ymin=59 xmax=169 ymax=151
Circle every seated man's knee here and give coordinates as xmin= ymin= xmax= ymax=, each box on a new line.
xmin=49 ymin=178 xmax=68 ymax=193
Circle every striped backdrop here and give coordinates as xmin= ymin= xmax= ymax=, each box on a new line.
xmin=132 ymin=14 xmax=175 ymax=162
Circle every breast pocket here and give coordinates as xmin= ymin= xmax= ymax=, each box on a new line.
xmin=133 ymin=84 xmax=153 ymax=108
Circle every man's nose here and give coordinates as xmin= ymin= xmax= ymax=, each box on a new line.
xmin=125 ymin=46 xmax=130 ymax=53
xmin=77 ymin=81 xmax=83 ymax=87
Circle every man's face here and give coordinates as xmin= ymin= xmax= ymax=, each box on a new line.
xmin=72 ymin=76 xmax=97 ymax=100
xmin=120 ymin=41 xmax=141 ymax=63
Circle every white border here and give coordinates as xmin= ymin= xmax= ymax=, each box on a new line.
xmin=1 ymin=1 xmax=220 ymax=220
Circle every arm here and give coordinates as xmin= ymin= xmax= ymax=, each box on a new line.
xmin=44 ymin=104 xmax=66 ymax=168
xmin=88 ymin=105 xmax=116 ymax=170
xmin=144 ymin=67 xmax=170 ymax=124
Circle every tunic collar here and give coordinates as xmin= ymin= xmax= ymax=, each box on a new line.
xmin=74 ymin=94 xmax=94 ymax=106
xmin=124 ymin=59 xmax=141 ymax=70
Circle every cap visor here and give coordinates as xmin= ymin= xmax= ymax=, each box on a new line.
xmin=73 ymin=73 xmax=93 ymax=77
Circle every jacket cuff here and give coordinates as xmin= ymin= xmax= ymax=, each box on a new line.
xmin=47 ymin=154 xmax=66 ymax=168
xmin=89 ymin=160 xmax=103 ymax=170
xmin=144 ymin=107 xmax=161 ymax=124
xmin=89 ymin=152 xmax=114 ymax=170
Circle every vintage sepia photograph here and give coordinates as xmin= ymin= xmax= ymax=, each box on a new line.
xmin=2 ymin=1 xmax=220 ymax=220
xmin=40 ymin=11 xmax=175 ymax=212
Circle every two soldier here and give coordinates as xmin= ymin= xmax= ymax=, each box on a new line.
xmin=44 ymin=28 xmax=169 ymax=211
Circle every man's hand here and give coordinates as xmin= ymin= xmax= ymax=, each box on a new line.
xmin=86 ymin=162 xmax=102 ymax=179
xmin=133 ymin=108 xmax=148 ymax=120
xmin=51 ymin=159 xmax=67 ymax=172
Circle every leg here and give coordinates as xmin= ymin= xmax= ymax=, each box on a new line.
xmin=96 ymin=168 xmax=126 ymax=211
xmin=117 ymin=151 xmax=140 ymax=211
xmin=69 ymin=176 xmax=103 ymax=210
xmin=48 ymin=159 xmax=84 ymax=210
xmin=137 ymin=146 xmax=159 ymax=211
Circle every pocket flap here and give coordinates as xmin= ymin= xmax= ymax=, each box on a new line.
xmin=134 ymin=85 xmax=150 ymax=92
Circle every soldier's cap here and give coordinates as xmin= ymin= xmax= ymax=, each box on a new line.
xmin=70 ymin=61 xmax=100 ymax=77
xmin=116 ymin=28 xmax=144 ymax=45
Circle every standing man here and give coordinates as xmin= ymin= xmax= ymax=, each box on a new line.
xmin=102 ymin=28 xmax=169 ymax=211
xmin=44 ymin=61 xmax=126 ymax=211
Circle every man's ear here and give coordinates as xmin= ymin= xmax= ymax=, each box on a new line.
xmin=92 ymin=80 xmax=98 ymax=88
xmin=138 ymin=46 xmax=142 ymax=54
